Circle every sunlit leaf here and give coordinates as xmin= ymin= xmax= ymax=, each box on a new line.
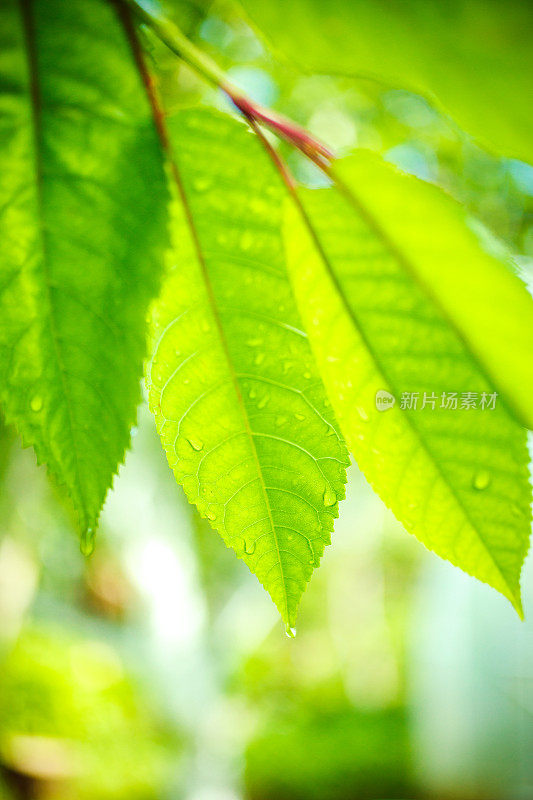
xmin=284 ymin=151 xmax=532 ymax=613
xmin=0 ymin=0 xmax=168 ymax=539
xmin=147 ymin=109 xmax=349 ymax=628
xmin=239 ymin=0 xmax=533 ymax=164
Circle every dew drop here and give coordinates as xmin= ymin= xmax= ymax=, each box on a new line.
xmin=187 ymin=437 xmax=204 ymax=451
xmin=295 ymin=413 xmax=305 ymax=421
xmin=356 ymin=406 xmax=369 ymax=422
xmin=244 ymin=538 xmax=256 ymax=555
xmin=247 ymin=338 xmax=263 ymax=347
xmin=276 ymin=416 xmax=287 ymax=427
xmin=254 ymin=353 xmax=265 ymax=366
xmin=257 ymin=395 xmax=270 ymax=409
xmin=303 ymin=371 xmax=311 ymax=380
xmin=30 ymin=395 xmax=43 ymax=412
xmin=206 ymin=510 xmax=216 ymax=521
xmin=285 ymin=625 xmax=297 ymax=638
xmin=473 ymin=470 xmax=491 ymax=490
xmin=249 ymin=388 xmax=257 ymax=399
xmin=80 ymin=527 xmax=95 ymax=556
xmin=323 ymin=485 xmax=337 ymax=507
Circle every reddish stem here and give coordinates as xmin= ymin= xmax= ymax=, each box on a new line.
xmin=227 ymin=89 xmax=334 ymax=170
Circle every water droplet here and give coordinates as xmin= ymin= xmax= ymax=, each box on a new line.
xmin=244 ymin=538 xmax=256 ymax=555
xmin=254 ymin=353 xmax=265 ymax=366
xmin=285 ymin=625 xmax=297 ymax=638
xmin=303 ymin=371 xmax=311 ymax=380
xmin=473 ymin=470 xmax=491 ymax=490
xmin=295 ymin=413 xmax=305 ymax=421
xmin=130 ymin=425 xmax=138 ymax=438
xmin=249 ymin=388 xmax=257 ymax=399
xmin=187 ymin=437 xmax=203 ymax=451
xmin=206 ymin=510 xmax=216 ymax=521
xmin=323 ymin=486 xmax=337 ymax=507
xmin=80 ymin=527 xmax=95 ymax=556
xmin=356 ymin=406 xmax=369 ymax=422
xmin=247 ymin=338 xmax=263 ymax=347
xmin=283 ymin=361 xmax=292 ymax=373
xmin=257 ymin=395 xmax=269 ymax=409
xmin=276 ymin=416 xmax=287 ymax=427
xmin=30 ymin=395 xmax=43 ymax=412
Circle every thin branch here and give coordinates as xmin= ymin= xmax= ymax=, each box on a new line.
xmin=124 ymin=0 xmax=334 ymax=169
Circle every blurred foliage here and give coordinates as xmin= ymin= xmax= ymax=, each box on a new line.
xmin=0 ymin=627 xmax=178 ymax=800
xmin=245 ymin=708 xmax=411 ymax=800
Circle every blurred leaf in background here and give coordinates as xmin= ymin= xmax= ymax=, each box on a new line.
xmin=237 ymin=0 xmax=533 ymax=163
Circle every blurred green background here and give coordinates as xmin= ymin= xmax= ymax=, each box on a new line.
xmin=1 ymin=1 xmax=533 ymax=798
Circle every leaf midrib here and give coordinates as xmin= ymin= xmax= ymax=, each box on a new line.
xmin=171 ymin=158 xmax=290 ymax=622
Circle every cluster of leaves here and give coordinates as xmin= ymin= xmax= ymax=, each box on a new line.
xmin=1 ymin=0 xmax=532 ymax=631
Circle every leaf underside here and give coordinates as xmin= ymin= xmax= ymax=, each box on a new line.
xmin=147 ymin=109 xmax=349 ymax=628
xmin=284 ymin=152 xmax=532 ymax=614
xmin=0 ymin=0 xmax=168 ymax=533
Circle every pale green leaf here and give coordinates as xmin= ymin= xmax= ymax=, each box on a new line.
xmin=0 ymin=0 xmax=168 ymax=537
xmin=239 ymin=0 xmax=533 ymax=164
xmin=147 ymin=109 xmax=349 ymax=628
xmin=284 ymin=151 xmax=532 ymax=613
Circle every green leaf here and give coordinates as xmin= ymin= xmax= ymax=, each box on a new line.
xmin=147 ymin=109 xmax=349 ymax=628
xmin=0 ymin=0 xmax=168 ymax=537
xmin=239 ymin=0 xmax=533 ymax=164
xmin=284 ymin=151 xmax=532 ymax=614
